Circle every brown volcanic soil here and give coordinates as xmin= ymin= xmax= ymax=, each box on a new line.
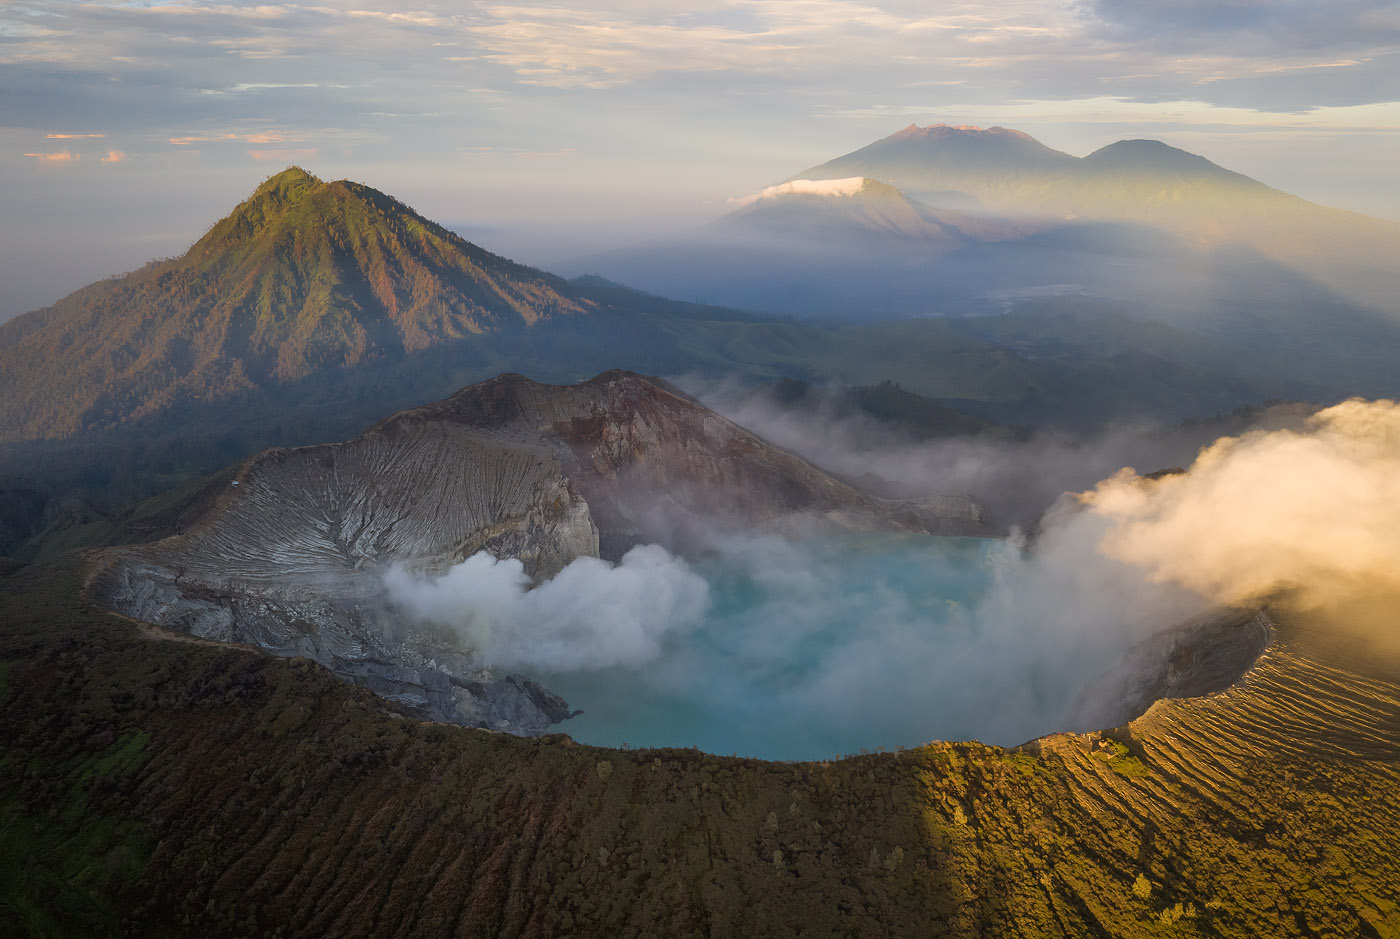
xmin=2 ymin=556 xmax=1397 ymax=938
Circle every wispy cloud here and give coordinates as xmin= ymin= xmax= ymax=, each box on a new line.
xmin=134 ymin=3 xmax=293 ymax=21
xmin=45 ymin=132 xmax=104 ymax=139
xmin=22 ymin=150 xmax=78 ymax=163
xmin=170 ymin=130 xmax=304 ymax=145
xmin=816 ymin=97 xmax=1400 ymax=132
xmin=169 ymin=135 xmax=234 ymax=145
xmin=4 ymin=1 xmax=1394 ymax=119
xmin=343 ymin=8 xmax=455 ymax=27
xmin=474 ymin=5 xmax=800 ymax=88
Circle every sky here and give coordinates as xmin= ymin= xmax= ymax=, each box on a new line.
xmin=2 ymin=0 xmax=1398 ymax=321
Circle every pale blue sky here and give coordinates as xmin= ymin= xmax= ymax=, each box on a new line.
xmin=3 ymin=0 xmax=1398 ymax=320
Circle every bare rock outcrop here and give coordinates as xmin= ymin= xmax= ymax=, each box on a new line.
xmin=1063 ymin=606 xmax=1272 ymax=732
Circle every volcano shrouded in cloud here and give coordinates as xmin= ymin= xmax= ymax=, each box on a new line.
xmin=722 ymin=175 xmax=1015 ymax=245
xmin=793 ymin=123 xmax=1400 ymax=300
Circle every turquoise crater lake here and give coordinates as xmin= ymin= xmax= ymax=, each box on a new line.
xmin=541 ymin=532 xmax=1132 ymax=761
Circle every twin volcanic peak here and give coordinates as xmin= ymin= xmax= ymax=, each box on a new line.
xmin=789 ymin=123 xmax=1400 ymax=253
xmin=585 ymin=125 xmax=1318 ymax=322
xmin=711 ymin=121 xmax=1400 ymax=265
xmin=793 ymin=122 xmax=1297 ymax=220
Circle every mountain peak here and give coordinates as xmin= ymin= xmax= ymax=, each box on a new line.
xmin=1078 ymin=139 xmax=1265 ymax=189
xmin=792 ymin=123 xmax=1077 ymax=204
xmin=254 ymin=165 xmax=322 ymax=194
xmin=195 ymin=167 xmax=347 ymax=255
xmin=1086 ymin=139 xmax=1218 ymax=171
xmin=889 ymin=123 xmax=1037 ymax=144
xmin=720 ymin=176 xmax=981 ymax=246
xmin=243 ymin=166 xmax=326 ymax=212
xmin=0 ymin=169 xmax=593 ymax=440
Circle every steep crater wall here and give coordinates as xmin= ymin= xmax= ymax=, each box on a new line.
xmin=1065 ymin=607 xmax=1273 ymax=732
xmin=94 ymin=371 xmax=984 ymax=736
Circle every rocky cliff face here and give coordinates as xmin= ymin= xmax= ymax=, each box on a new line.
xmin=1064 ymin=607 xmax=1271 ymax=732
xmin=94 ymin=370 xmax=984 ymax=734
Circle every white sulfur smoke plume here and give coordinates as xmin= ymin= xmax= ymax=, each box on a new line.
xmin=380 ymin=398 xmax=1400 ymax=754
xmin=1085 ymin=398 xmax=1400 ymax=611
xmin=384 ymin=544 xmax=710 ymax=671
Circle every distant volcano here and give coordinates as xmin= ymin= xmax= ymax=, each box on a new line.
xmin=793 ymin=123 xmax=1400 ymax=269
xmin=792 ymin=123 xmax=1077 ymax=207
xmin=722 ymin=176 xmax=1011 ymax=247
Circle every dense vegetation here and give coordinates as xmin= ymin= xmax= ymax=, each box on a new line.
xmin=2 ymin=557 xmax=1397 ymax=937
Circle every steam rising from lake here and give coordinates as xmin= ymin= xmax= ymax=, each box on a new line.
xmin=537 ymin=530 xmax=1200 ymax=758
xmin=384 ymin=545 xmax=709 ymax=671
xmin=385 ymin=398 xmax=1400 ymax=758
xmin=386 ymin=523 xmax=1205 ymax=758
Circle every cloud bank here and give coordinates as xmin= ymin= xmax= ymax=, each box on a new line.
xmin=1087 ymin=397 xmax=1400 ymax=610
xmin=729 ymin=177 xmax=869 ymax=208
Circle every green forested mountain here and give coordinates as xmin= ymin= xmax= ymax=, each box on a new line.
xmin=0 ymin=167 xmax=597 ymax=441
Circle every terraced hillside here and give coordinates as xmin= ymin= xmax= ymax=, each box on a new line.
xmin=1 ymin=559 xmax=1396 ymax=938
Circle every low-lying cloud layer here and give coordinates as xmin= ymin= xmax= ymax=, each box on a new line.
xmin=729 ymin=177 xmax=870 ymax=208
xmin=1088 ymin=397 xmax=1400 ymax=610
xmin=688 ymin=375 xmax=1309 ymax=530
